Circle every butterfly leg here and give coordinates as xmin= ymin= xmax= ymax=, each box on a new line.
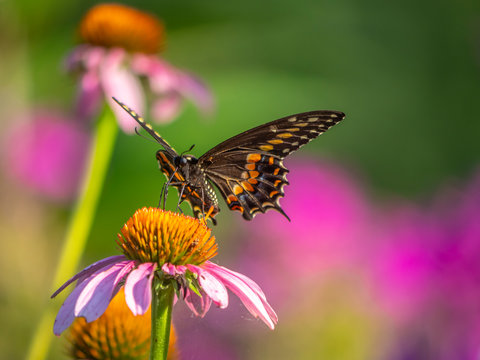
xmin=162 ymin=168 xmax=180 ymax=209
xmin=175 ymin=183 xmax=187 ymax=214
xmin=158 ymin=182 xmax=167 ymax=208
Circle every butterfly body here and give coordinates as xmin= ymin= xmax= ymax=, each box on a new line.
xmin=156 ymin=150 xmax=221 ymax=222
xmin=112 ymin=97 xmax=345 ymax=224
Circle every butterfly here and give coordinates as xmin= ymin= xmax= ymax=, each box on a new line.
xmin=113 ymin=97 xmax=345 ymax=225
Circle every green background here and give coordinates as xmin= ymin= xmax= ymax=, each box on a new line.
xmin=1 ymin=0 xmax=479 ymax=358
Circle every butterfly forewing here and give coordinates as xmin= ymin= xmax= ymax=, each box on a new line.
xmin=199 ymin=110 xmax=345 ymax=220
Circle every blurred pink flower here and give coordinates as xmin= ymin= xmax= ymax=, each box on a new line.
xmin=69 ymin=3 xmax=213 ymax=133
xmin=2 ymin=110 xmax=89 ymax=202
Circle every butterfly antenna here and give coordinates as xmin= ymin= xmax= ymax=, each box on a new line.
xmin=180 ymin=144 xmax=195 ymax=156
xmin=134 ymin=127 xmax=158 ymax=144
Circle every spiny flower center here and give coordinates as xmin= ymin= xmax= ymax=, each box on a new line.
xmin=79 ymin=3 xmax=165 ymax=54
xmin=117 ymin=207 xmax=218 ymax=266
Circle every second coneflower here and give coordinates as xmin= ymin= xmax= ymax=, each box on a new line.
xmin=52 ymin=207 xmax=277 ymax=358
xmin=68 ymin=3 xmax=213 ymax=132
xmin=68 ymin=289 xmax=179 ymax=360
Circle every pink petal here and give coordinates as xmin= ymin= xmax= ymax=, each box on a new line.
xmin=204 ymin=263 xmax=277 ymax=329
xmin=125 ymin=262 xmax=157 ymax=315
xmin=161 ymin=263 xmax=176 ymax=276
xmin=76 ymin=70 xmax=102 ymax=120
xmin=99 ymin=48 xmax=145 ymax=133
xmin=51 ymin=255 xmax=126 ymax=298
xmin=53 ymin=275 xmax=91 ymax=335
xmin=188 ymin=265 xmax=228 ymax=309
xmin=74 ymin=260 xmax=137 ymax=322
xmin=184 ymin=288 xmax=212 ymax=317
xmin=152 ymin=94 xmax=182 ymax=124
xmin=177 ymin=72 xmax=214 ymax=115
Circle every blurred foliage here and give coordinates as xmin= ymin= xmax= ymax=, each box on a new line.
xmin=1 ymin=0 xmax=479 ymax=359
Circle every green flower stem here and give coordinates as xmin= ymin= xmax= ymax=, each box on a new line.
xmin=26 ymin=105 xmax=118 ymax=360
xmin=150 ymin=282 xmax=175 ymax=360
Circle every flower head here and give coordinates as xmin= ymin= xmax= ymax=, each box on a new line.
xmin=52 ymin=208 xmax=277 ymax=335
xmin=79 ymin=3 xmax=164 ymax=54
xmin=68 ymin=3 xmax=213 ymax=132
xmin=68 ymin=289 xmax=178 ymax=359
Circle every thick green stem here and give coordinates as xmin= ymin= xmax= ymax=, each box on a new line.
xmin=26 ymin=106 xmax=118 ymax=360
xmin=150 ymin=282 xmax=175 ymax=360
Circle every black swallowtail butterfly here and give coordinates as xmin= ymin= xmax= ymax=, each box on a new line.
xmin=113 ymin=97 xmax=345 ymax=225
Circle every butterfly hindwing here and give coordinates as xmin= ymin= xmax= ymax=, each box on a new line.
xmin=205 ymin=151 xmax=289 ymax=220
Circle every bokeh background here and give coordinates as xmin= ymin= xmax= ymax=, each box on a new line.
xmin=1 ymin=0 xmax=480 ymax=359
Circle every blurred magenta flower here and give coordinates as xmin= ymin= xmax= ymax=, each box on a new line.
xmin=370 ymin=170 xmax=480 ymax=359
xmin=68 ymin=3 xmax=213 ymax=132
xmin=52 ymin=208 xmax=277 ymax=335
xmin=243 ymin=159 xmax=372 ymax=281
xmin=2 ymin=110 xmax=89 ymax=202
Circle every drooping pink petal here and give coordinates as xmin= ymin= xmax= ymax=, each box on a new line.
xmin=152 ymin=94 xmax=182 ymax=123
xmin=74 ymin=260 xmax=137 ymax=322
xmin=204 ymin=263 xmax=277 ymax=329
xmin=99 ymin=48 xmax=144 ymax=133
xmin=125 ymin=262 xmax=157 ymax=315
xmin=188 ymin=265 xmax=228 ymax=309
xmin=53 ymin=273 xmax=92 ymax=336
xmin=184 ymin=288 xmax=212 ymax=317
xmin=76 ymin=70 xmax=102 ymax=120
xmin=177 ymin=72 xmax=214 ymax=115
xmin=51 ymin=255 xmax=126 ymax=298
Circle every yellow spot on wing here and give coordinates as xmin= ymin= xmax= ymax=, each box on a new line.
xmin=259 ymin=144 xmax=273 ymax=151
xmin=277 ymin=133 xmax=293 ymax=138
xmin=268 ymin=139 xmax=283 ymax=145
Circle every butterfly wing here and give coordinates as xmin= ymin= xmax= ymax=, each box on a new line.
xmin=112 ymin=97 xmax=178 ymax=157
xmin=198 ymin=110 xmax=345 ymax=220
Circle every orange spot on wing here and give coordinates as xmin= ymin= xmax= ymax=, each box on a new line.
xmin=273 ymin=168 xmax=280 ymax=175
xmin=233 ymin=185 xmax=243 ymax=195
xmin=248 ymin=178 xmax=258 ymax=185
xmin=274 ymin=180 xmax=282 ymax=187
xmin=226 ymin=195 xmax=238 ymax=204
xmin=245 ymin=163 xmax=256 ymax=170
xmin=269 ymin=190 xmax=279 ymax=197
xmin=249 ymin=171 xmax=259 ymax=178
xmin=242 ymin=181 xmax=254 ymax=192
xmin=231 ymin=205 xmax=244 ymax=213
xmin=247 ymin=154 xmax=261 ymax=163
xmin=268 ymin=156 xmax=274 ymax=165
